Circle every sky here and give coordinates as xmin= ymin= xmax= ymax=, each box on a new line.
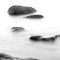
xmin=0 ymin=0 xmax=60 ymax=60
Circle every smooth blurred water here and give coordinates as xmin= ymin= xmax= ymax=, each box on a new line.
xmin=0 ymin=0 xmax=60 ymax=60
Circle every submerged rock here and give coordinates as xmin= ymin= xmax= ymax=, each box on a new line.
xmin=11 ymin=27 xmax=25 ymax=32
xmin=8 ymin=5 xmax=36 ymax=16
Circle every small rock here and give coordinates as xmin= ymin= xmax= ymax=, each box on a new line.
xmin=8 ymin=5 xmax=36 ymax=16
xmin=25 ymin=15 xmax=44 ymax=19
xmin=11 ymin=27 xmax=25 ymax=32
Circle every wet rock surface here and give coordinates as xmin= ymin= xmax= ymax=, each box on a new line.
xmin=25 ymin=15 xmax=44 ymax=19
xmin=8 ymin=5 xmax=36 ymax=16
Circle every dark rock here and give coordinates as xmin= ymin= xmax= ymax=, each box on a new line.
xmin=11 ymin=27 xmax=25 ymax=32
xmin=25 ymin=15 xmax=44 ymax=19
xmin=41 ymin=38 xmax=50 ymax=41
xmin=29 ymin=35 xmax=42 ymax=42
xmin=0 ymin=53 xmax=13 ymax=59
xmin=8 ymin=5 xmax=36 ymax=16
xmin=41 ymin=36 xmax=56 ymax=42
xmin=29 ymin=35 xmax=56 ymax=42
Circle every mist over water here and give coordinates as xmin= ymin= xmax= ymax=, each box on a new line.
xmin=0 ymin=0 xmax=60 ymax=60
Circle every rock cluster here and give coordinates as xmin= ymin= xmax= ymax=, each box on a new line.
xmin=8 ymin=5 xmax=44 ymax=19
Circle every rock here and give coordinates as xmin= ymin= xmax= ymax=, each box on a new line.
xmin=0 ymin=53 xmax=13 ymax=60
xmin=29 ymin=35 xmax=56 ymax=42
xmin=41 ymin=38 xmax=50 ymax=42
xmin=29 ymin=35 xmax=42 ymax=42
xmin=25 ymin=15 xmax=44 ymax=19
xmin=11 ymin=27 xmax=25 ymax=32
xmin=0 ymin=53 xmax=21 ymax=60
xmin=41 ymin=36 xmax=56 ymax=42
xmin=8 ymin=5 xmax=36 ymax=16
